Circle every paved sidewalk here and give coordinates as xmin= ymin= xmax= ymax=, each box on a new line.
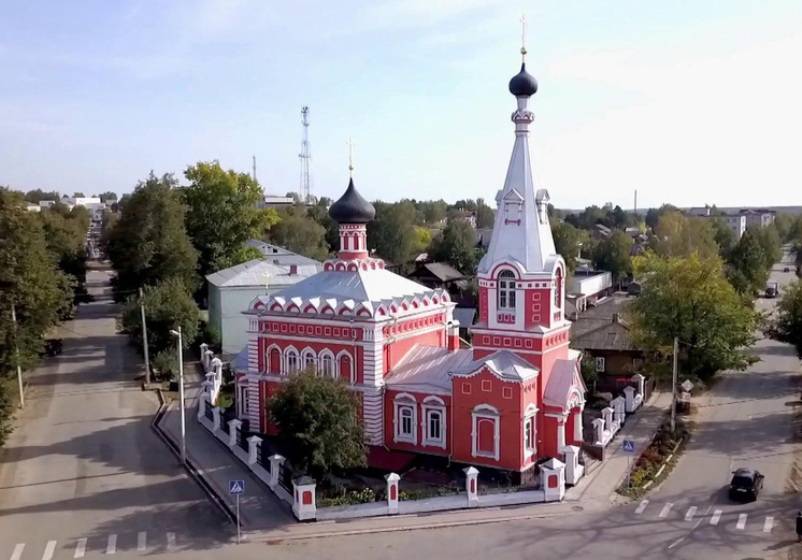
xmin=567 ymin=390 xmax=672 ymax=507
xmin=158 ymin=374 xmax=294 ymax=532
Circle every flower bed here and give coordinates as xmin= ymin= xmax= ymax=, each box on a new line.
xmin=618 ymin=418 xmax=690 ymax=498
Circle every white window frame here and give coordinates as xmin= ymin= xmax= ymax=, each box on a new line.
xmin=497 ymin=270 xmax=516 ymax=311
xmin=422 ymin=396 xmax=446 ymax=448
xmin=319 ymin=351 xmax=336 ymax=379
xmin=393 ymin=394 xmax=417 ymax=445
xmin=471 ymin=404 xmax=500 ymax=461
xmin=238 ymin=384 xmax=250 ymax=417
xmin=337 ymin=350 xmax=355 ymax=384
xmin=285 ymin=347 xmax=299 ymax=374
xmin=595 ymin=356 xmax=606 ymax=373
xmin=523 ymin=404 xmax=537 ymax=459
xmin=301 ymin=348 xmax=317 ymax=373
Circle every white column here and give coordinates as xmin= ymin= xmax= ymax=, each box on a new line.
xmin=292 ymin=476 xmax=317 ymax=521
xmin=212 ymin=407 xmax=222 ymax=431
xmin=200 ymin=343 xmax=209 ymax=369
xmin=556 ymin=416 xmax=566 ymax=452
xmin=247 ymin=435 xmax=262 ymax=465
xmin=228 ymin=419 xmax=241 ymax=448
xmin=602 ymin=407 xmax=614 ymax=431
xmin=573 ymin=407 xmax=583 ymax=442
xmin=540 ymin=458 xmax=566 ymax=502
xmin=633 ymin=373 xmax=646 ymax=396
xmin=464 ymin=466 xmax=479 ymax=507
xmin=623 ymin=386 xmax=636 ymax=412
xmin=197 ymin=394 xmax=206 ymax=420
xmin=268 ymin=454 xmax=285 ymax=488
xmin=592 ymin=418 xmax=605 ymax=445
xmin=385 ymin=473 xmax=400 ymax=514
xmin=564 ymin=445 xmax=583 ymax=485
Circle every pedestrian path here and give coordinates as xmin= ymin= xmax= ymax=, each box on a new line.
xmin=632 ymin=499 xmax=778 ymax=533
xmin=3 ymin=531 xmax=184 ymax=560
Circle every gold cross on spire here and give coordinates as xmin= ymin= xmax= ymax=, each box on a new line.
xmin=520 ymin=14 xmax=527 ymax=60
xmin=348 ymin=137 xmax=354 ymax=177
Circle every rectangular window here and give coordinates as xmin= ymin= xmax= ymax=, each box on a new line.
xmin=502 ymin=387 xmax=513 ymax=399
xmin=524 ymin=416 xmax=535 ymax=454
xmin=239 ymin=386 xmax=250 ymax=416
xmin=425 ymin=409 xmax=444 ymax=447
xmin=481 ymin=379 xmax=492 ymax=392
xmin=595 ymin=357 xmax=606 ymax=373
xmin=395 ymin=403 xmax=417 ymax=444
xmin=461 ymin=383 xmax=472 ymax=395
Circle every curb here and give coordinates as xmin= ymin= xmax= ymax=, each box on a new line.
xmin=150 ymin=390 xmax=238 ymax=528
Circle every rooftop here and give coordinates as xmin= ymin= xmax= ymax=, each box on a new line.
xmin=206 ymin=259 xmax=316 ymax=288
xmin=385 ymin=345 xmax=474 ymax=394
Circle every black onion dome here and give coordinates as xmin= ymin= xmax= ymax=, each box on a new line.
xmin=328 ymin=177 xmax=376 ymax=224
xmin=508 ymin=62 xmax=538 ymax=97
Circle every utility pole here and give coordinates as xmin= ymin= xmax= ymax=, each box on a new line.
xmin=252 ymin=154 xmax=257 ymax=185
xmin=10 ymin=303 xmax=24 ymax=408
xmin=670 ymin=336 xmax=678 ymax=434
xmin=171 ymin=326 xmax=187 ymax=465
xmin=298 ymin=106 xmax=312 ymax=202
xmin=139 ymin=288 xmax=151 ymax=385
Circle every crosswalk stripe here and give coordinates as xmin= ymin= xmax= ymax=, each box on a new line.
xmin=684 ymin=506 xmax=697 ymax=521
xmin=42 ymin=541 xmax=57 ymax=560
xmin=10 ymin=544 xmax=25 ymax=560
xmin=166 ymin=532 xmax=177 ymax=551
xmin=106 ymin=534 xmax=117 ymax=555
xmin=710 ymin=509 xmax=722 ymax=525
xmin=74 ymin=538 xmax=87 ymax=559
xmin=764 ymin=516 xmax=774 ymax=533
xmin=736 ymin=513 xmax=747 ymax=530
xmin=635 ymin=500 xmax=649 ymax=514
xmin=659 ymin=503 xmax=673 ymax=518
xmin=137 ymin=531 xmax=147 ymax=552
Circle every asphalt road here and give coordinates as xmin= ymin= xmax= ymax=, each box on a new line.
xmin=0 ymin=264 xmax=226 ymax=560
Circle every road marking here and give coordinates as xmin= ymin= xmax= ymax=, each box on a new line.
xmin=10 ymin=544 xmax=25 ymax=560
xmin=764 ymin=516 xmax=774 ymax=533
xmin=635 ymin=500 xmax=649 ymax=514
xmin=736 ymin=513 xmax=747 ymax=530
xmin=684 ymin=506 xmax=697 ymax=521
xmin=74 ymin=538 xmax=87 ymax=559
xmin=166 ymin=532 xmax=177 ymax=551
xmin=106 ymin=534 xmax=117 ymax=555
xmin=137 ymin=531 xmax=147 ymax=552
xmin=659 ymin=502 xmax=673 ymax=518
xmin=42 ymin=541 xmax=57 ymax=560
xmin=710 ymin=509 xmax=722 ymax=525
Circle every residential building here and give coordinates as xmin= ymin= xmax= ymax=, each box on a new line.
xmin=233 ymin=54 xmax=586 ymax=476
xmin=206 ymin=254 xmax=321 ymax=355
xmin=567 ymin=268 xmax=613 ymax=314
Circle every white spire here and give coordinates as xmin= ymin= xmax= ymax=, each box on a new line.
xmin=478 ymin=59 xmax=556 ymax=275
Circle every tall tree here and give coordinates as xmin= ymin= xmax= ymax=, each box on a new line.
xmin=552 ymin=221 xmax=590 ymax=273
xmin=106 ymin=173 xmax=198 ymax=299
xmin=430 ymin=219 xmax=478 ymax=274
xmin=774 ymin=280 xmax=802 ymax=357
xmin=38 ymin=205 xmax=91 ymax=303
xmin=592 ymin=230 xmax=633 ymax=284
xmin=475 ymin=198 xmax=495 ymax=229
xmin=368 ymin=201 xmax=420 ymax=265
xmin=269 ymin=212 xmax=329 ymax=261
xmin=727 ymin=228 xmax=771 ymax=295
xmin=651 ymin=211 xmax=719 ymax=259
xmin=710 ymin=218 xmax=736 ymax=259
xmin=269 ymin=370 xmax=365 ymax=477
xmin=183 ymin=161 xmax=277 ymax=276
xmin=629 ymin=253 xmax=757 ymax=379
xmin=23 ymin=189 xmax=61 ymax=203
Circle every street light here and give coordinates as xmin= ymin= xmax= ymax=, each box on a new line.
xmin=169 ymin=327 xmax=186 ymax=465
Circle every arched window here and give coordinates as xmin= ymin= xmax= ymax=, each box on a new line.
xmin=393 ymin=394 xmax=417 ymax=444
xmin=302 ymin=349 xmax=316 ymax=372
xmin=497 ymin=270 xmax=516 ymax=310
xmin=319 ymin=353 xmax=335 ymax=378
xmin=423 ymin=396 xmax=446 ymax=448
xmin=285 ymin=349 xmax=299 ymax=374
xmin=269 ymin=347 xmax=281 ymax=375
xmin=554 ymin=268 xmax=563 ymax=310
xmin=338 ymin=354 xmax=354 ymax=384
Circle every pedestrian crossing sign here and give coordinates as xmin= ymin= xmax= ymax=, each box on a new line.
xmin=622 ymin=440 xmax=635 ymax=453
xmin=229 ymin=480 xmax=245 ymax=495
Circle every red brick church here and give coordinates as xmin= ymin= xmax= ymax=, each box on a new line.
xmin=234 ymin=52 xmax=586 ymax=475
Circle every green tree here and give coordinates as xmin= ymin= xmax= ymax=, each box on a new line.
xmin=475 ymin=198 xmax=495 ymax=229
xmin=98 ymin=191 xmax=118 ymax=203
xmin=727 ymin=228 xmax=771 ymax=295
xmin=106 ymin=173 xmax=198 ymax=299
xmin=774 ymin=280 xmax=802 ymax=357
xmin=121 ymin=278 xmax=200 ymax=357
xmin=269 ymin=212 xmax=329 ymax=261
xmin=38 ymin=205 xmax=90 ymax=303
xmin=592 ymin=230 xmax=633 ymax=285
xmin=183 ymin=161 xmax=278 ymax=276
xmin=651 ymin=211 xmax=719 ymax=259
xmin=755 ymin=225 xmax=782 ymax=271
xmin=552 ymin=221 xmax=590 ymax=273
xmin=269 ymin=370 xmax=365 ymax=477
xmin=645 ymin=204 xmax=679 ymax=230
xmin=430 ymin=219 xmax=478 ymax=274
xmin=368 ymin=201 xmax=420 ymax=265
xmin=0 ymin=189 xmax=71 ymax=371
xmin=23 ymin=189 xmax=61 ymax=203
xmin=629 ymin=253 xmax=757 ymax=380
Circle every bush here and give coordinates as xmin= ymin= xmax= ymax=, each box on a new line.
xmin=318 ymin=487 xmax=376 ymax=507
xmin=151 ymin=348 xmax=179 ymax=381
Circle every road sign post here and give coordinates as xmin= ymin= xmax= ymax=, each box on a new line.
xmin=229 ymin=480 xmax=245 ymax=543
xmin=622 ymin=440 xmax=635 ymax=488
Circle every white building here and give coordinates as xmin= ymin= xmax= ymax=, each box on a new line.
xmin=207 ymin=254 xmax=322 ymax=355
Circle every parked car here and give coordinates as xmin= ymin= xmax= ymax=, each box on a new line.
xmin=784 ymin=267 xmax=791 ymax=272
xmin=765 ymin=282 xmax=779 ymax=298
xmin=43 ymin=338 xmax=63 ymax=357
xmin=729 ymin=468 xmax=764 ymax=502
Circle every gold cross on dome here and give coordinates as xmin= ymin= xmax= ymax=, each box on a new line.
xmin=520 ymin=14 xmax=527 ymax=59
xmin=348 ymin=137 xmax=354 ymax=176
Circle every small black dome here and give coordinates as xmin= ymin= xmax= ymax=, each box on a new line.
xmin=509 ymin=63 xmax=538 ymax=97
xmin=329 ymin=178 xmax=376 ymax=224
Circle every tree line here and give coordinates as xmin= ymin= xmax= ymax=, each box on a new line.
xmin=0 ymin=188 xmax=91 ymax=441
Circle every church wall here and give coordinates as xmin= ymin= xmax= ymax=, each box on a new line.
xmin=383 ymin=389 xmax=451 ymax=457
xmin=383 ymin=328 xmax=444 ymax=374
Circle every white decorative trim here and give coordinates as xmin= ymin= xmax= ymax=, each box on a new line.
xmin=471 ymin=404 xmax=500 ymax=461
xmin=393 ymin=394 xmax=417 ymax=445
xmin=422 ymin=398 xmax=446 ymax=449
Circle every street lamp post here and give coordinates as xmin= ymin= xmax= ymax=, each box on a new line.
xmin=170 ymin=327 xmax=186 ymax=465
xmin=11 ymin=303 xmax=24 ymax=409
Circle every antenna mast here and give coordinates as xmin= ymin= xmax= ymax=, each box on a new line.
xmin=252 ymin=155 xmax=257 ymax=184
xmin=298 ymin=106 xmax=312 ymax=202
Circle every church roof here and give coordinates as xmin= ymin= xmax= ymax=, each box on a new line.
xmin=328 ymin=177 xmax=375 ymax=224
xmin=385 ymin=345 xmax=474 ymax=394
xmin=248 ymin=267 xmax=451 ymax=319
xmin=543 ymin=349 xmax=586 ymax=409
xmin=508 ymin=62 xmax=538 ymax=97
xmin=453 ymin=349 xmax=539 ymax=382
xmin=206 ymin=259 xmax=317 ymax=288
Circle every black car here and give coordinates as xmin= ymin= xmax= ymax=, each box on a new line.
xmin=729 ymin=468 xmax=764 ymax=502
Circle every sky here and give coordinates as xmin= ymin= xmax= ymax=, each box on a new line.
xmin=1 ymin=0 xmax=801 ymax=210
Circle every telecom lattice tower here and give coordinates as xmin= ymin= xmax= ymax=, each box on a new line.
xmin=298 ymin=106 xmax=312 ymax=201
